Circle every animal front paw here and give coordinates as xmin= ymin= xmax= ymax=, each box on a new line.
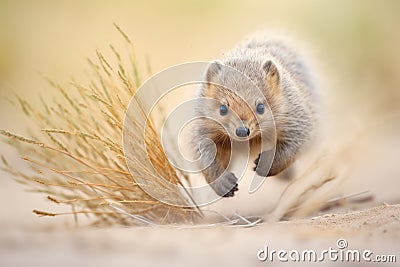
xmin=253 ymin=150 xmax=274 ymax=177
xmin=213 ymin=172 xmax=238 ymax=198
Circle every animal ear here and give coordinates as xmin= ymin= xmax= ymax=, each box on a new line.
xmin=263 ymin=60 xmax=280 ymax=93
xmin=206 ymin=60 xmax=222 ymax=82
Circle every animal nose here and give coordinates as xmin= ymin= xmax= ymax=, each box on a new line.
xmin=236 ymin=126 xmax=250 ymax=137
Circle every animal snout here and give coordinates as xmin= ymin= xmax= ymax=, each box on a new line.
xmin=236 ymin=126 xmax=250 ymax=137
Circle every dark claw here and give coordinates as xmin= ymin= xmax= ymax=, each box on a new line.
xmin=214 ymin=172 xmax=239 ymax=198
xmin=223 ymin=183 xmax=238 ymax=198
xmin=254 ymin=150 xmax=274 ymax=177
xmin=253 ymin=153 xmax=261 ymax=171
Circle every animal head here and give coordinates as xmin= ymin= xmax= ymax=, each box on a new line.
xmin=198 ymin=60 xmax=280 ymax=142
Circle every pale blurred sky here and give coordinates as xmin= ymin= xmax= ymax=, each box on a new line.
xmin=1 ymin=0 xmax=399 ymax=101
xmin=0 ymin=0 xmax=399 ymax=143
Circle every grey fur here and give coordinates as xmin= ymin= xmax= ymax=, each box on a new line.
xmin=193 ymin=35 xmax=318 ymax=197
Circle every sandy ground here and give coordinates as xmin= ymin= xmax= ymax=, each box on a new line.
xmin=0 ymin=204 xmax=399 ymax=267
xmin=1 ymin=116 xmax=400 ymax=267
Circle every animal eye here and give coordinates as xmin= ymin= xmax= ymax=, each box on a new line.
xmin=220 ymin=104 xmax=228 ymax=116
xmin=256 ymin=103 xmax=265 ymax=114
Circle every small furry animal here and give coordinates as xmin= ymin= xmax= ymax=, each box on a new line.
xmin=193 ymin=35 xmax=318 ymax=197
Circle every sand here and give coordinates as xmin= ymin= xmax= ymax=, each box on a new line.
xmin=1 ymin=115 xmax=400 ymax=267
xmin=0 ymin=202 xmax=398 ymax=267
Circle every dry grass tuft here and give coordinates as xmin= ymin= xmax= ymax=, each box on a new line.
xmin=0 ymin=27 xmax=374 ymax=228
xmin=0 ymin=26 xmax=201 ymax=226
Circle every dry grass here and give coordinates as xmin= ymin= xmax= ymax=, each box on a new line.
xmin=0 ymin=25 xmax=200 ymax=226
xmin=0 ymin=25 xmax=370 ymax=228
